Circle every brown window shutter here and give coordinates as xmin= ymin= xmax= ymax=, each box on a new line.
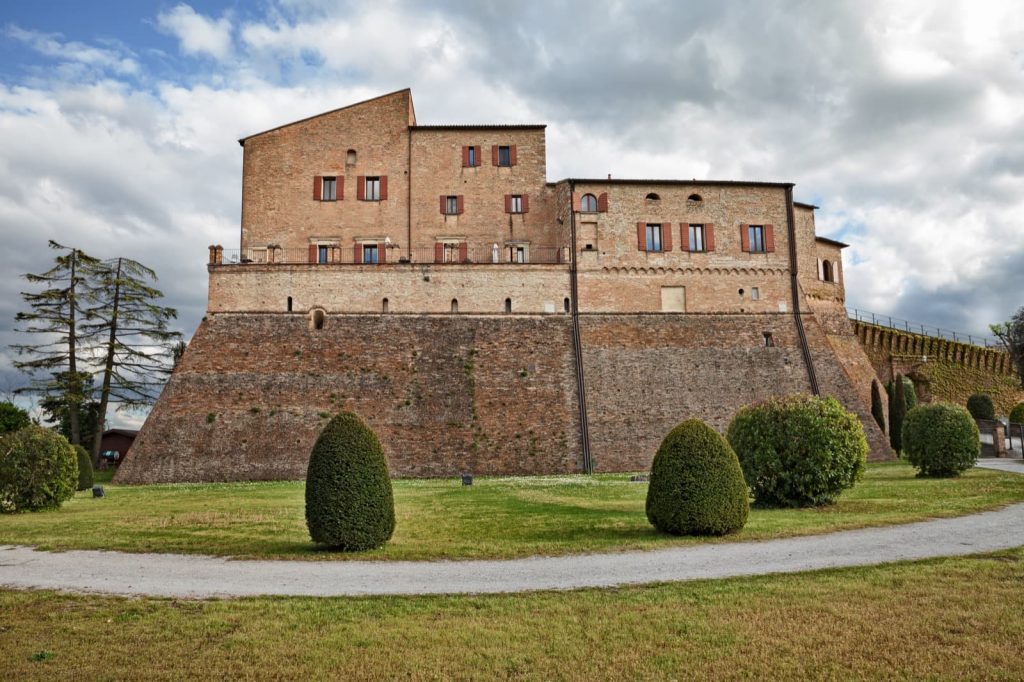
xmin=379 ymin=242 xmax=387 ymax=264
xmin=434 ymin=242 xmax=444 ymax=263
xmin=337 ymin=176 xmax=344 ymax=200
xmin=661 ymin=223 xmax=672 ymax=251
xmin=492 ymin=145 xmax=499 ymax=166
xmin=637 ymin=222 xmax=646 ymax=251
xmin=440 ymin=195 xmax=447 ymax=214
xmin=680 ymin=224 xmax=690 ymax=251
xmin=510 ymin=145 xmax=518 ymax=165
xmin=597 ymin=192 xmax=608 ymax=212
xmin=504 ymin=194 xmax=512 ymax=213
xmin=380 ymin=176 xmax=388 ymax=200
xmin=765 ymin=224 xmax=775 ymax=252
xmin=313 ymin=176 xmax=322 ymax=201
xmin=457 ymin=195 xmax=464 ymax=214
xmin=740 ymin=224 xmax=750 ymax=252
xmin=458 ymin=242 xmax=468 ymax=263
xmin=571 ymin=192 xmax=580 ymax=212
xmin=473 ymin=146 xmax=481 ymax=166
xmin=521 ymin=194 xmax=529 ymax=213
xmin=706 ymin=223 xmax=715 ymax=251
xmin=353 ymin=243 xmax=362 ymax=264
xmin=357 ymin=176 xmax=365 ymax=201
xmin=308 ymin=244 xmax=317 ymax=263
xmin=462 ymin=146 xmax=470 ymax=167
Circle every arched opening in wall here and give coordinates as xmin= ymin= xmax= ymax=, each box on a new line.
xmin=687 ymin=193 xmax=702 ymax=203
xmin=580 ymin=193 xmax=598 ymax=212
xmin=505 ymin=298 xmax=512 ymax=314
xmin=287 ymin=296 xmax=293 ymax=312
xmin=822 ymin=260 xmax=834 ymax=282
xmin=346 ymin=149 xmax=357 ymax=166
xmin=309 ymin=308 xmax=325 ymax=330
xmin=451 ymin=298 xmax=459 ymax=313
xmin=564 ymin=297 xmax=570 ymax=313
xmin=645 ymin=192 xmax=661 ymax=201
xmin=382 ymin=298 xmax=389 ymax=313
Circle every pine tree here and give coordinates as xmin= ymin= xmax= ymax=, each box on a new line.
xmin=11 ymin=242 xmax=100 ymax=445
xmin=870 ymin=379 xmax=886 ymax=432
xmin=81 ymin=257 xmax=181 ymax=463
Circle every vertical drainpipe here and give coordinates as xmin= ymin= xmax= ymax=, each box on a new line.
xmin=568 ymin=180 xmax=594 ymax=473
xmin=785 ymin=185 xmax=820 ymax=395
xmin=407 ymin=128 xmax=413 ymax=260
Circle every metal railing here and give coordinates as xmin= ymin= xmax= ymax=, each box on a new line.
xmin=847 ymin=307 xmax=998 ymax=348
xmin=217 ymin=245 xmax=567 ymax=266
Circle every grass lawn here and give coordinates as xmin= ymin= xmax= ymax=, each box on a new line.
xmin=2 ymin=549 xmax=1023 ymax=679
xmin=1 ymin=461 xmax=1022 ymax=561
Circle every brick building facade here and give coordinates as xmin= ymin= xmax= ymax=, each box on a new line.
xmin=117 ymin=89 xmax=889 ymax=483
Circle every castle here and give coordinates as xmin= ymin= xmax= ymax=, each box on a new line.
xmin=117 ymin=89 xmax=891 ymax=483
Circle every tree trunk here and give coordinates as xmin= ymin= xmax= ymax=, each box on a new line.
xmin=67 ymin=252 xmax=81 ymax=446
xmin=91 ymin=258 xmax=121 ymax=467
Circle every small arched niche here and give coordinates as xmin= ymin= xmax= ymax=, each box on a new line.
xmin=309 ymin=308 xmax=326 ymax=330
xmin=504 ymin=298 xmax=512 ymax=314
xmin=451 ymin=298 xmax=459 ymax=313
xmin=687 ymin=193 xmax=702 ymax=203
xmin=287 ymin=296 xmax=293 ymax=312
xmin=564 ymin=297 xmax=570 ymax=313
xmin=645 ymin=192 xmax=661 ymax=201
xmin=346 ymin=149 xmax=357 ymax=166
xmin=382 ymin=297 xmax=389 ymax=313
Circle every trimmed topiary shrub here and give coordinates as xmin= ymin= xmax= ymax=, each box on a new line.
xmin=305 ymin=412 xmax=394 ymax=551
xmin=727 ymin=394 xmax=868 ymax=508
xmin=0 ymin=402 xmax=30 ymax=436
xmin=645 ymin=418 xmax=749 ymax=536
xmin=903 ymin=403 xmax=979 ymax=477
xmin=0 ymin=426 xmax=77 ymax=512
xmin=966 ymin=393 xmax=995 ymax=421
xmin=1010 ymin=402 xmax=1024 ymax=425
xmin=74 ymin=445 xmax=93 ymax=491
xmin=870 ymin=380 xmax=886 ymax=432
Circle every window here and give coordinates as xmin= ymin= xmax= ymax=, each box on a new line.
xmin=646 ymin=223 xmax=663 ymax=252
xmin=510 ymin=195 xmax=523 ymax=214
xmin=382 ymin=298 xmax=389 ymax=313
xmin=287 ymin=296 xmax=293 ymax=312
xmin=751 ymin=287 xmax=760 ymax=301
xmin=467 ymin=146 xmax=476 ymax=167
xmin=508 ymin=245 xmax=526 ymax=263
xmin=748 ymin=225 xmax=766 ymax=253
xmin=318 ymin=246 xmax=329 ymax=264
xmin=688 ymin=224 xmax=705 ymax=252
xmin=688 ymin=193 xmax=702 ymax=203
xmin=346 ymin=149 xmax=357 ymax=166
xmin=445 ymin=196 xmax=459 ymax=215
xmin=580 ymin=193 xmax=598 ymax=212
xmin=451 ymin=299 xmax=459 ymax=313
xmin=310 ymin=309 xmax=325 ymax=330
xmin=365 ymin=177 xmax=381 ymax=201
xmin=505 ymin=298 xmax=512 ymax=313
xmin=645 ymin=192 xmax=660 ymax=201
xmin=443 ymin=243 xmax=460 ymax=263
xmin=822 ymin=260 xmax=835 ymax=282
xmin=363 ymin=244 xmax=379 ymax=264
xmin=763 ymin=332 xmax=775 ymax=347
xmin=498 ymin=146 xmax=511 ymax=167
xmin=564 ymin=297 xmax=570 ymax=313
xmin=321 ymin=177 xmax=337 ymax=201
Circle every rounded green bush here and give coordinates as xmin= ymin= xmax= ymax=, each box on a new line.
xmin=74 ymin=445 xmax=94 ymax=491
xmin=0 ymin=426 xmax=77 ymax=512
xmin=726 ymin=395 xmax=868 ymax=508
xmin=305 ymin=412 xmax=395 ymax=551
xmin=0 ymin=402 xmax=31 ymax=435
xmin=1008 ymin=402 xmax=1024 ymax=425
xmin=645 ymin=419 xmax=749 ymax=536
xmin=966 ymin=393 xmax=995 ymax=420
xmin=903 ymin=403 xmax=979 ymax=477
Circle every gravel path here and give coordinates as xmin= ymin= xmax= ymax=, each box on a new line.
xmin=1 ymin=461 xmax=1021 ymax=599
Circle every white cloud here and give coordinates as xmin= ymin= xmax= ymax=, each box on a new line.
xmin=156 ymin=4 xmax=233 ymax=60
xmin=6 ymin=25 xmax=139 ymax=75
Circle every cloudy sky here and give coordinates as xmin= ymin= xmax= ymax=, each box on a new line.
xmin=1 ymin=0 xmax=1022 ymax=425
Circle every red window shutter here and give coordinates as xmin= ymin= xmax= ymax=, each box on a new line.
xmin=521 ymin=195 xmax=529 ymax=213
xmin=474 ymin=146 xmax=481 ymax=166
xmin=357 ymin=176 xmax=365 ymax=201
xmin=504 ymin=194 xmax=512 ymax=213
xmin=637 ymin=222 xmax=646 ymax=251
xmin=510 ymin=145 xmax=518 ymax=165
xmin=492 ymin=145 xmax=499 ymax=166
xmin=440 ymin=195 xmax=447 ymax=215
xmin=597 ymin=192 xmax=608 ymax=212
xmin=379 ymin=242 xmax=387 ymax=264
xmin=571 ymin=192 xmax=581 ymax=212
xmin=353 ymin=243 xmax=362 ymax=264
xmin=765 ymin=224 xmax=775 ymax=252
xmin=680 ymin=224 xmax=690 ymax=251
xmin=380 ymin=176 xmax=388 ymax=200
xmin=308 ymin=244 xmax=317 ymax=263
xmin=462 ymin=146 xmax=470 ymax=167
xmin=313 ymin=176 xmax=322 ymax=201
xmin=740 ymin=224 xmax=750 ymax=252
xmin=458 ymin=242 xmax=468 ymax=263
xmin=434 ymin=243 xmax=444 ymax=263
xmin=661 ymin=223 xmax=672 ymax=251
xmin=457 ymin=195 xmax=464 ymax=214
xmin=706 ymin=223 xmax=715 ymax=251
xmin=337 ymin=176 xmax=344 ymax=200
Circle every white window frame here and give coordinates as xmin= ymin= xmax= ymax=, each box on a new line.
xmin=365 ymin=177 xmax=381 ymax=201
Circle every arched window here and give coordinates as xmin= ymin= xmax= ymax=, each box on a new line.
xmin=346 ymin=149 xmax=357 ymax=166
xmin=287 ymin=296 xmax=293 ymax=312
xmin=309 ymin=308 xmax=325 ymax=330
xmin=580 ymin=193 xmax=598 ymax=212
xmin=451 ymin=298 xmax=459 ymax=313
xmin=687 ymin=193 xmax=702 ymax=203
xmin=645 ymin=192 xmax=661 ymax=201
xmin=505 ymin=298 xmax=512 ymax=314
xmin=822 ymin=260 xmax=834 ymax=282
xmin=382 ymin=298 xmax=389 ymax=313
xmin=564 ymin=297 xmax=570 ymax=313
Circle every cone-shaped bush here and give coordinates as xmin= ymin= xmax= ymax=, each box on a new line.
xmin=870 ymin=380 xmax=886 ymax=432
xmin=966 ymin=393 xmax=995 ymax=420
xmin=903 ymin=403 xmax=979 ymax=477
xmin=305 ymin=412 xmax=394 ymax=551
xmin=74 ymin=445 xmax=93 ymax=491
xmin=0 ymin=426 xmax=77 ymax=512
xmin=889 ymin=374 xmax=907 ymax=453
xmin=1010 ymin=402 xmax=1024 ymax=424
xmin=646 ymin=419 xmax=749 ymax=536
